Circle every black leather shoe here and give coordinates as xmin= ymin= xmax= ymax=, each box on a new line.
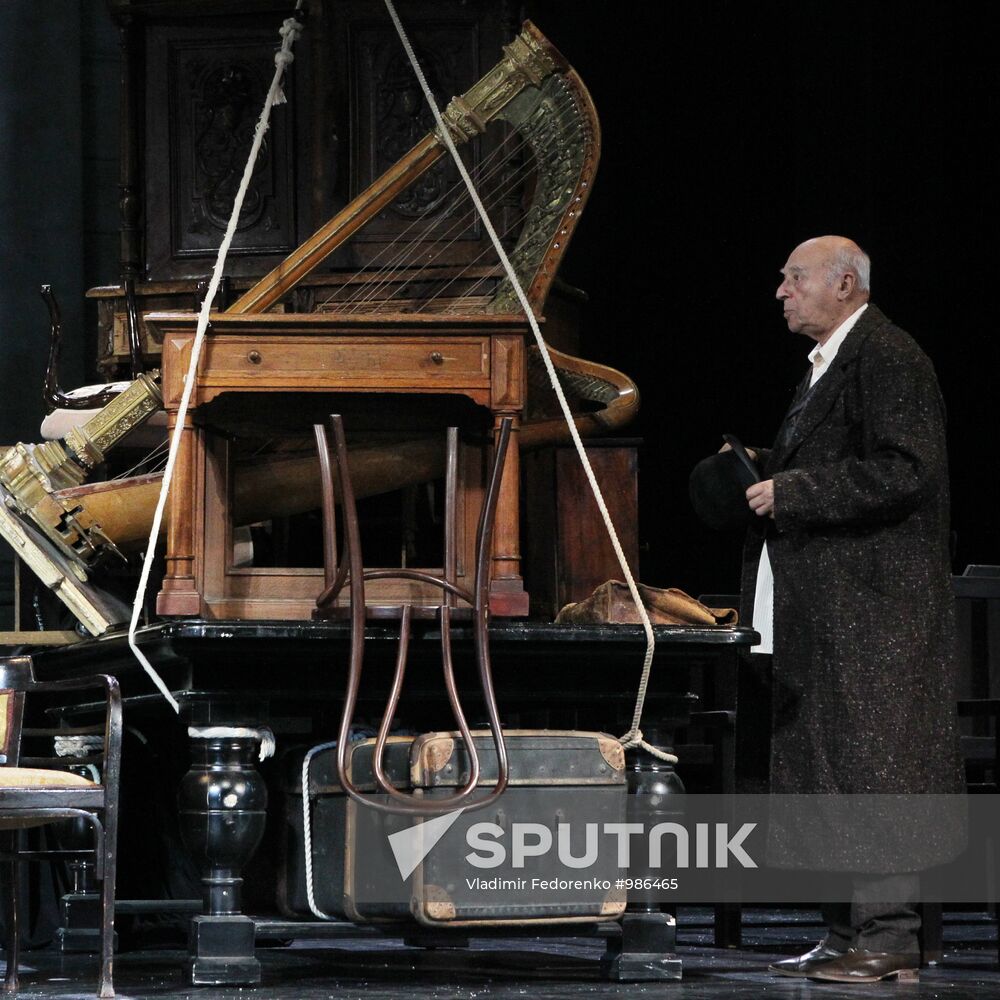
xmin=808 ymin=950 xmax=919 ymax=983
xmin=768 ymin=941 xmax=845 ymax=977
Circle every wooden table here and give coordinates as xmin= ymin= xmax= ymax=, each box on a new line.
xmin=146 ymin=311 xmax=530 ymax=621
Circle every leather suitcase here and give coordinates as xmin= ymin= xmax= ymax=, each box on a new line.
xmin=281 ymin=730 xmax=628 ymax=926
xmin=280 ymin=735 xmax=415 ymax=922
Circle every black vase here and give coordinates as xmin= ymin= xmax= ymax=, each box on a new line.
xmin=178 ymin=734 xmax=267 ymax=916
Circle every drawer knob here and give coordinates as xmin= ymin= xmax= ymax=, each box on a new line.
xmin=247 ymin=350 xmax=262 ymax=365
xmin=430 ymin=351 xmax=444 ymax=365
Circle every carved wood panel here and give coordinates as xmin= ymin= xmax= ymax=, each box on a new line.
xmin=145 ymin=21 xmax=302 ymax=279
xmin=113 ymin=1 xmax=525 ymax=293
xmin=352 ymin=22 xmax=479 ymax=237
xmin=326 ymin=1 xmax=523 ymax=267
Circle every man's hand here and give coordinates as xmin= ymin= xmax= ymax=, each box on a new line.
xmin=719 ymin=441 xmax=758 ymax=460
xmin=746 ymin=479 xmax=775 ymax=518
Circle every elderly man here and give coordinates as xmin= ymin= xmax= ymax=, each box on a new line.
xmin=740 ymin=236 xmax=963 ymax=983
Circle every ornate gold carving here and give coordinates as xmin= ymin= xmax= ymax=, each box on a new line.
xmin=477 ymin=80 xmax=522 ymax=121
xmin=0 ymin=492 xmax=125 ymax=635
xmin=435 ymin=23 xmax=560 ymax=146
xmin=0 ymin=372 xmax=162 ymax=572
xmin=65 ymin=371 xmax=162 ymax=468
xmin=0 ymin=444 xmax=118 ymax=575
xmin=504 ymin=28 xmax=557 ymax=88
xmin=438 ymin=98 xmax=485 ymax=143
xmin=487 ymin=73 xmax=593 ymax=313
xmin=0 ymin=443 xmax=88 ymax=516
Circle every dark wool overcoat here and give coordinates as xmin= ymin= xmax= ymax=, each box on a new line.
xmin=740 ymin=304 xmax=965 ymax=871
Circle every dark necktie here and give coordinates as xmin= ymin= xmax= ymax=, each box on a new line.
xmin=772 ymin=370 xmax=814 ymax=454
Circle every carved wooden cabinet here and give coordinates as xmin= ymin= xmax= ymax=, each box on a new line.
xmin=143 ymin=17 xmax=303 ymax=277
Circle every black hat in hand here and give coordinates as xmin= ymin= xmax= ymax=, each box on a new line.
xmin=689 ymin=434 xmax=761 ymax=531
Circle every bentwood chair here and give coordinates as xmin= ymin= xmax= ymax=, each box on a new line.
xmin=0 ymin=655 xmax=121 ymax=998
xmin=312 ymin=415 xmax=513 ymax=815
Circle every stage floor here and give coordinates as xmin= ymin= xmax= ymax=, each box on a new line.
xmin=3 ymin=908 xmax=999 ymax=999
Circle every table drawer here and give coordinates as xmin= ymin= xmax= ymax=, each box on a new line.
xmin=201 ymin=337 xmax=490 ymax=386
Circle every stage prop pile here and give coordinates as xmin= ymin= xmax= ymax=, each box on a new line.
xmin=2 ymin=20 xmax=641 ymax=636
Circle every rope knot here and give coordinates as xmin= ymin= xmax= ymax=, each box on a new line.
xmin=279 ymin=17 xmax=304 ymax=44
xmin=274 ymin=17 xmax=304 ymax=85
xmin=619 ymin=728 xmax=642 ymax=750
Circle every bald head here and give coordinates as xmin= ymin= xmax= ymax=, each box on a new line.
xmin=776 ymin=236 xmax=871 ymax=343
xmin=801 ymin=236 xmax=871 ymax=293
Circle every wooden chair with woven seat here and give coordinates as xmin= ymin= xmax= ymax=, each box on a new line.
xmin=0 ymin=655 xmax=121 ymax=998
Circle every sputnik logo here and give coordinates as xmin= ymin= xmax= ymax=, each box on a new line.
xmin=387 ymin=809 xmax=465 ymax=880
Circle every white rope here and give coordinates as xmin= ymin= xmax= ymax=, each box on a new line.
xmin=301 ymin=740 xmax=339 ymax=919
xmin=383 ymin=2 xmax=671 ymax=764
xmin=53 ymin=735 xmax=105 ymax=757
xmin=126 ymin=11 xmax=305 ymax=713
xmin=188 ymin=726 xmax=276 ymax=761
xmin=53 ymin=736 xmax=104 ymax=782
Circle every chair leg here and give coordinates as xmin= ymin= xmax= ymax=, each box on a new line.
xmin=96 ymin=851 xmax=116 ymax=999
xmin=99 ymin=803 xmax=119 ymax=997
xmin=1 ymin=835 xmax=20 ymax=994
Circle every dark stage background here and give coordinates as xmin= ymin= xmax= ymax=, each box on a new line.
xmin=541 ymin=1 xmax=997 ymax=598
xmin=0 ymin=1 xmax=995 ymax=616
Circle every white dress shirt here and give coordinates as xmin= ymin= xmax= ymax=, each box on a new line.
xmin=751 ymin=304 xmax=868 ymax=654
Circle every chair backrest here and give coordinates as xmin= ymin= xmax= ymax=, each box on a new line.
xmin=0 ymin=656 xmax=31 ymax=766
xmin=0 ymin=655 xmax=119 ymax=784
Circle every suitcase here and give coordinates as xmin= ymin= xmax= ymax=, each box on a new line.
xmin=281 ymin=730 xmax=628 ymax=927
xmin=280 ymin=734 xmax=414 ymax=923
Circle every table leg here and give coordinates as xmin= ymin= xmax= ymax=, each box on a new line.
xmin=604 ymin=739 xmax=684 ymax=981
xmin=157 ymin=411 xmax=202 ymax=615
xmin=489 ymin=413 xmax=528 ymax=616
xmin=178 ymin=728 xmax=269 ymax=985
